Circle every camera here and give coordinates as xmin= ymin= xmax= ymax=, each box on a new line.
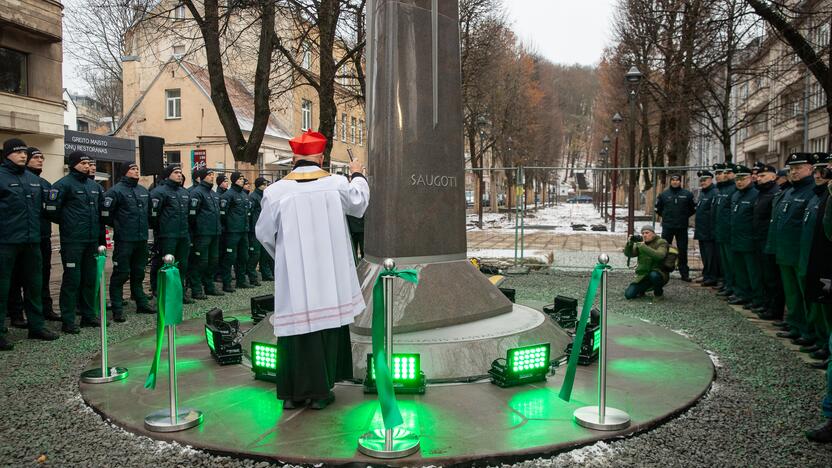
xmin=630 ymin=234 xmax=643 ymax=243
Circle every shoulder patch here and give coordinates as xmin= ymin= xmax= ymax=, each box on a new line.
xmin=103 ymin=197 xmax=114 ymax=208
xmin=190 ymin=198 xmax=199 ymax=207
xmin=48 ymin=189 xmax=59 ymax=201
xmin=220 ymin=199 xmax=228 ymax=209
xmin=152 ymin=198 xmax=160 ymax=209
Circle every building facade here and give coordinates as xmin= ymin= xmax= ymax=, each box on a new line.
xmin=0 ymin=0 xmax=64 ymax=182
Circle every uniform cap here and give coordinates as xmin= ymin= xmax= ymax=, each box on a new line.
xmin=194 ymin=168 xmax=212 ymax=181
xmin=289 ymin=129 xmax=327 ymax=156
xmin=712 ymin=163 xmax=725 ymax=173
xmin=216 ymin=174 xmax=227 ymax=185
xmin=670 ymin=173 xmax=682 ymax=180
xmin=120 ymin=161 xmax=139 ymax=178
xmin=776 ymin=168 xmax=789 ymax=177
xmin=724 ymin=163 xmax=736 ymax=173
xmin=254 ymin=177 xmax=269 ymax=188
xmin=786 ymin=152 xmax=813 ymax=165
xmin=757 ymin=164 xmax=777 ymax=174
xmin=697 ymin=170 xmax=713 ymax=178
xmin=230 ymin=171 xmax=243 ymax=184
xmin=161 ymin=164 xmax=181 ymax=180
xmin=734 ymin=165 xmax=752 ymax=176
xmin=67 ymin=150 xmax=91 ymax=169
xmin=812 ymin=152 xmax=830 ymax=167
xmin=26 ymin=147 xmax=42 ymax=164
xmin=3 ymin=138 xmax=28 ymax=158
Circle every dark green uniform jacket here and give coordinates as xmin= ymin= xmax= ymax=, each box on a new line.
xmin=773 ymin=175 xmax=815 ymax=267
xmin=150 ymin=179 xmax=191 ymax=239
xmin=221 ymin=184 xmax=250 ymax=234
xmin=102 ymin=177 xmax=150 ymax=242
xmin=0 ymin=159 xmax=42 ymax=244
xmin=249 ymin=188 xmax=264 ymax=232
xmin=752 ymin=180 xmax=779 ymax=243
xmin=798 ymin=184 xmax=829 ymax=276
xmin=729 ymin=185 xmax=758 ymax=252
xmin=713 ymin=180 xmax=736 ymax=243
xmin=27 ymin=168 xmax=52 ymax=239
xmin=694 ymin=184 xmax=717 ymax=241
xmin=47 ymin=169 xmax=102 ymax=244
xmin=765 ymin=182 xmax=791 ymax=254
xmin=655 ymin=186 xmax=695 ymax=229
xmin=190 ymin=181 xmax=222 ymax=236
xmin=623 ymin=236 xmax=669 ymax=283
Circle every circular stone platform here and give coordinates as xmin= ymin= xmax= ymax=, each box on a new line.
xmin=79 ymin=309 xmax=714 ymax=466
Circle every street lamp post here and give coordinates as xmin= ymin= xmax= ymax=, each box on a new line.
xmin=599 ymin=147 xmax=609 ymax=222
xmin=476 ymin=116 xmax=488 ymax=229
xmin=611 ymin=113 xmax=623 ymax=232
xmin=625 ymin=66 xmax=643 ymax=237
xmin=602 ymin=136 xmax=611 ymax=222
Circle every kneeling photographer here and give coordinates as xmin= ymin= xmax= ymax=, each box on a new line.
xmin=623 ymin=225 xmax=670 ymax=300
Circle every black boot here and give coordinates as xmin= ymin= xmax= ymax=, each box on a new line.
xmin=806 ymin=420 xmax=832 ymax=443
xmin=80 ymin=317 xmax=101 ymax=328
xmin=810 ymin=348 xmax=830 ymax=360
xmin=28 ymin=328 xmax=59 ymax=341
xmin=310 ymin=391 xmax=335 ymax=410
xmin=61 ymin=324 xmax=80 ymax=334
xmin=206 ymin=289 xmax=225 ymax=296
xmin=11 ymin=317 xmax=28 ymax=329
xmin=136 ymin=303 xmax=157 ymax=315
xmin=223 ymin=284 xmax=236 ymax=293
xmin=776 ymin=330 xmax=800 ymax=339
xmin=43 ymin=310 xmax=62 ymax=322
xmin=192 ymin=290 xmax=208 ymax=300
xmin=0 ymin=335 xmax=13 ymax=351
xmin=113 ymin=312 xmax=126 ymax=323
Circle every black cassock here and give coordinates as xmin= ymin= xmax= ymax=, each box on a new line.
xmin=276 ymin=324 xmax=353 ymax=401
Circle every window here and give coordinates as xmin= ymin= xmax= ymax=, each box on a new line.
xmin=810 ymin=136 xmax=827 ymax=153
xmin=0 ymin=47 xmax=27 ymax=95
xmin=350 ymin=117 xmax=356 ymax=144
xmin=164 ymin=151 xmax=181 ymax=165
xmin=166 ymin=89 xmax=181 ymax=119
xmin=76 ymin=120 xmax=89 ymax=132
xmin=174 ymin=3 xmax=186 ymax=19
xmin=301 ymin=99 xmax=312 ymax=131
xmin=173 ymin=44 xmax=185 ymax=57
xmin=341 ymin=113 xmax=347 ymax=142
xmin=301 ymin=42 xmax=312 ymax=70
xmin=359 ymin=119 xmax=365 ymax=146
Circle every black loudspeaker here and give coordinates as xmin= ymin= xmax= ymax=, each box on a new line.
xmin=138 ymin=135 xmax=165 ymax=176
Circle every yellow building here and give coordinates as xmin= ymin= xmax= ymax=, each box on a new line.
xmin=0 ymin=0 xmax=64 ymax=182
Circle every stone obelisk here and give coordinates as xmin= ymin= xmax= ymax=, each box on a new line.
xmin=352 ymin=0 xmax=512 ymax=335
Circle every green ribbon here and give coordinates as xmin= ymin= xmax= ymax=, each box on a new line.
xmin=372 ymin=268 xmax=418 ymax=429
xmin=559 ymin=262 xmax=609 ymax=402
xmin=144 ymin=263 xmax=184 ymax=390
xmin=93 ymin=250 xmax=106 ymax=319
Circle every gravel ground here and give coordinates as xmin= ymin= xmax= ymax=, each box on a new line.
xmin=1 ymin=272 xmax=830 ymax=467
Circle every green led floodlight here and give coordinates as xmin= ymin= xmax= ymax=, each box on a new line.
xmin=364 ymin=353 xmax=426 ymax=394
xmin=592 ymin=328 xmax=601 ymax=352
xmin=204 ymin=325 xmax=215 ymax=352
xmin=489 ymin=343 xmax=551 ymax=387
xmin=251 ymin=341 xmax=278 ymax=382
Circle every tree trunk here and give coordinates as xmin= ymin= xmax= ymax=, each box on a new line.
xmin=317 ymin=0 xmax=341 ymax=168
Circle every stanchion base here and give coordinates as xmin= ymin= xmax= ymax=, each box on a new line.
xmin=80 ymin=367 xmax=128 ymax=384
xmin=357 ymin=428 xmax=420 ymax=459
xmin=574 ymin=406 xmax=631 ymax=431
xmin=144 ymin=408 xmax=203 ymax=433
xmin=505 ymin=266 xmax=530 ymax=276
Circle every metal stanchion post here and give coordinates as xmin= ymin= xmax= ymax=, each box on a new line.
xmin=574 ymin=254 xmax=631 ymax=431
xmin=81 ymin=246 xmax=128 ymax=384
xmin=144 ymin=255 xmax=203 ymax=433
xmin=358 ymin=259 xmax=420 ymax=459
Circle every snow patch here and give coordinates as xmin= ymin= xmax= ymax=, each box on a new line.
xmin=560 ymin=440 xmax=619 ymax=464
xmin=706 ymin=350 xmax=723 ymax=368
xmin=672 ymin=328 xmax=693 ymax=339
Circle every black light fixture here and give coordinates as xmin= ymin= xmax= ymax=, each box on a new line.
xmin=250 ymin=294 xmax=273 ymax=324
xmin=204 ymin=308 xmax=243 ymax=365
xmin=363 ymin=353 xmax=426 ymax=394
xmin=564 ymin=309 xmax=601 ymax=366
xmin=543 ymin=295 xmax=578 ymax=329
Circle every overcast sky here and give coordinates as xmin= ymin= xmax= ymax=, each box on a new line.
xmin=503 ymin=0 xmax=616 ymax=66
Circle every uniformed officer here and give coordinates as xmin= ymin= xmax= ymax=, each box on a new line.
xmin=713 ymin=163 xmax=737 ymax=297
xmin=655 ymin=172 xmax=695 ymax=281
xmin=247 ymin=177 xmax=271 ymax=285
xmin=188 ymin=168 xmax=224 ymax=299
xmin=727 ymin=165 xmax=760 ymax=307
xmin=694 ymin=170 xmax=719 ymax=286
xmin=149 ymin=164 xmax=193 ymax=303
xmin=0 ymin=139 xmax=60 ymax=349
xmin=766 ymin=169 xmax=792 ymax=327
xmin=751 ymin=163 xmax=782 ymax=320
xmin=772 ymin=153 xmax=817 ymax=345
xmin=797 ymin=153 xmax=831 ymax=362
xmin=8 ymin=147 xmax=60 ymax=325
xmin=214 ymin=173 xmax=229 ymax=283
xmin=220 ymin=172 xmax=252 ymax=292
xmin=102 ymin=162 xmax=155 ymax=322
xmin=46 ymin=151 xmax=103 ymax=334
xmin=216 ymin=174 xmax=229 ymax=195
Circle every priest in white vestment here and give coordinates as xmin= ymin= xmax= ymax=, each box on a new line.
xmin=255 ymin=130 xmax=369 ymax=410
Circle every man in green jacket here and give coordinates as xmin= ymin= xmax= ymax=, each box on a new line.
xmin=623 ymin=225 xmax=669 ymax=300
xmin=727 ymin=165 xmax=760 ymax=307
xmin=47 ymin=151 xmax=103 ymax=334
xmin=220 ymin=172 xmax=252 ymax=292
xmin=149 ymin=164 xmax=193 ymax=304
xmin=773 ymin=153 xmax=817 ymax=345
xmin=188 ymin=168 xmax=224 ymax=299
xmin=247 ymin=177 xmax=272 ymax=285
xmin=102 ymin=162 xmax=155 ymax=322
xmin=0 ymin=139 xmax=60 ymax=349
xmin=713 ymin=163 xmax=737 ymax=298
